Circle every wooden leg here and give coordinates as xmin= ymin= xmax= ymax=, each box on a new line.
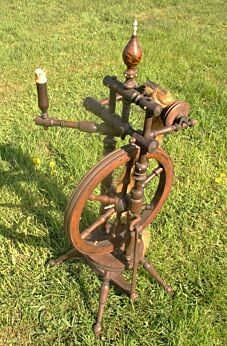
xmin=141 ymin=257 xmax=173 ymax=295
xmin=47 ymin=248 xmax=81 ymax=267
xmin=93 ymin=271 xmax=110 ymax=337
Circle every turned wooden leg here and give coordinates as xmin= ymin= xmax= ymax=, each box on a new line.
xmin=141 ymin=257 xmax=173 ymax=295
xmin=93 ymin=271 xmax=110 ymax=337
xmin=47 ymin=248 xmax=81 ymax=267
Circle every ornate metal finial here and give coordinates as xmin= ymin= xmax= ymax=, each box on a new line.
xmin=122 ymin=20 xmax=143 ymax=89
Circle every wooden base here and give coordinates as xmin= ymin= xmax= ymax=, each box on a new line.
xmin=48 ymin=248 xmax=173 ymax=337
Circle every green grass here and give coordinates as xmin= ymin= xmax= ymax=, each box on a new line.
xmin=0 ymin=0 xmax=226 ymax=345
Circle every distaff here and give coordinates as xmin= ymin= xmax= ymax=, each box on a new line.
xmin=34 ymin=68 xmax=118 ymax=136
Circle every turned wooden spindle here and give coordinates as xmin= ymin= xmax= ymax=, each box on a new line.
xmin=122 ymin=19 xmax=143 ymax=89
xmin=35 ymin=68 xmax=49 ymax=118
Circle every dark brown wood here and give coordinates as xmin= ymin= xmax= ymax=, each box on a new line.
xmin=120 ymin=158 xmax=134 ymax=198
xmin=88 ymin=193 xmax=118 ymax=205
xmin=99 ymin=134 xmax=117 ymax=221
xmin=35 ymin=117 xmax=98 ymax=131
xmin=129 ymin=110 xmax=155 ymax=215
xmin=142 ymin=166 xmax=163 ymax=188
xmin=47 ymin=248 xmax=81 ymax=267
xmin=103 ymin=76 xmax=162 ymax=116
xmin=65 ymin=146 xmax=174 ymax=255
xmin=130 ymin=227 xmax=141 ymax=300
xmin=93 ymin=271 xmax=110 ymax=337
xmin=36 ymin=83 xmax=49 ymax=116
xmin=161 ymin=101 xmax=190 ymax=125
xmin=34 ymin=20 xmax=196 ymax=337
xmin=122 ymin=20 xmax=142 ymax=88
xmin=83 ymin=97 xmax=160 ymax=153
xmin=80 ymin=208 xmax=115 ymax=240
xmin=140 ymin=257 xmax=173 ymax=295
xmin=35 ymin=68 xmax=49 ymax=130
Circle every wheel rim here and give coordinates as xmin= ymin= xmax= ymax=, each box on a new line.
xmin=65 ymin=145 xmax=173 ymax=256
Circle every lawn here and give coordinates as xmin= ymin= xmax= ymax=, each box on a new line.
xmin=0 ymin=0 xmax=226 ymax=345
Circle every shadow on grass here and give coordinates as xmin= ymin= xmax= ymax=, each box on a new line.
xmin=0 ymin=143 xmax=101 ymax=305
xmin=0 ymin=143 xmax=70 ymax=251
xmin=0 ymin=141 xmax=99 ymax=241
xmin=0 ymin=143 xmax=131 ymax=313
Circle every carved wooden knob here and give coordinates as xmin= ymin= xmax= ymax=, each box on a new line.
xmin=35 ymin=67 xmax=49 ymax=116
xmin=122 ymin=20 xmax=143 ymax=88
xmin=122 ymin=20 xmax=142 ymax=69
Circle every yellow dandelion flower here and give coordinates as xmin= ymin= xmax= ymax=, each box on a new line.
xmin=32 ymin=157 xmax=41 ymax=166
xmin=49 ymin=161 xmax=56 ymax=168
xmin=50 ymin=169 xmax=57 ymax=175
xmin=215 ymin=177 xmax=222 ymax=184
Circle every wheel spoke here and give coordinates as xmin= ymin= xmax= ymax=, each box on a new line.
xmin=88 ymin=193 xmax=118 ymax=205
xmin=66 ymin=146 xmax=173 ymax=256
xmin=142 ymin=166 xmax=163 ymax=188
xmin=81 ymin=208 xmax=115 ymax=239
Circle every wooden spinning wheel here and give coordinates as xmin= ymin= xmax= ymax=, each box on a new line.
xmin=65 ymin=145 xmax=173 ymax=256
xmin=34 ymin=20 xmax=196 ymax=336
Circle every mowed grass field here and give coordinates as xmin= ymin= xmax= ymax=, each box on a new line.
xmin=0 ymin=0 xmax=226 ymax=345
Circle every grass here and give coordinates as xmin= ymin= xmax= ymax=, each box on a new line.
xmin=0 ymin=0 xmax=226 ymax=345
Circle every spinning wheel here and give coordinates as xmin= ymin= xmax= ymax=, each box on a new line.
xmin=34 ymin=20 xmax=196 ymax=337
xmin=65 ymin=145 xmax=173 ymax=256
